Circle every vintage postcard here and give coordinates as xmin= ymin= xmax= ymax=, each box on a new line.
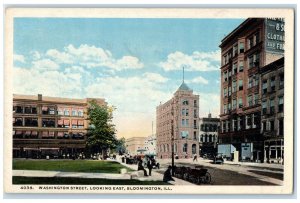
xmin=4 ymin=8 xmax=294 ymax=194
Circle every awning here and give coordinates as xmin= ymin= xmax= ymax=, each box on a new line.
xmin=78 ymin=120 xmax=84 ymax=125
xmin=42 ymin=131 xmax=48 ymax=137
xmin=25 ymin=131 xmax=31 ymax=136
xmin=58 ymin=120 xmax=63 ymax=125
xmin=49 ymin=131 xmax=55 ymax=137
xmin=64 ymin=120 xmax=70 ymax=125
xmin=42 ymin=106 xmax=48 ymax=111
xmin=57 ymin=132 xmax=64 ymax=137
xmin=16 ymin=131 xmax=22 ymax=135
xmin=31 ymin=131 xmax=38 ymax=136
xmin=72 ymin=120 xmax=78 ymax=125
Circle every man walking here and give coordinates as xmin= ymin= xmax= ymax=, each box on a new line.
xmin=193 ymin=154 xmax=198 ymax=162
xmin=147 ymin=159 xmax=153 ymax=176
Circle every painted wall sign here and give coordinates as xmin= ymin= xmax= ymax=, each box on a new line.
xmin=265 ymin=18 xmax=285 ymax=53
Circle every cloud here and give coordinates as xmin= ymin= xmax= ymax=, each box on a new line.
xmin=13 ymin=54 xmax=25 ymax=63
xmin=194 ymin=91 xmax=220 ymax=118
xmin=188 ymin=76 xmax=209 ymax=85
xmin=159 ymin=50 xmax=220 ymax=72
xmin=32 ymin=59 xmax=60 ymax=71
xmin=143 ymin=72 xmax=169 ymax=83
xmin=45 ymin=44 xmax=144 ymax=71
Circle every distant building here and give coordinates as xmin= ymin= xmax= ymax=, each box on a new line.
xmin=156 ymin=81 xmax=199 ymax=159
xmin=144 ymin=135 xmax=157 ymax=156
xmin=13 ymin=94 xmax=106 ymax=158
xmin=125 ymin=137 xmax=147 ymax=156
xmin=261 ymin=57 xmax=284 ymax=164
xmin=219 ymin=18 xmax=284 ymax=162
xmin=199 ymin=113 xmax=220 ymax=156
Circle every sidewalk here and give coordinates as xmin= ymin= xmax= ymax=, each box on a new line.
xmin=117 ymin=160 xmax=194 ymax=185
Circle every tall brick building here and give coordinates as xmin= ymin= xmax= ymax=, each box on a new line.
xmin=156 ymin=82 xmax=199 ymax=159
xmin=13 ymin=94 xmax=106 ymax=158
xmin=219 ymin=18 xmax=284 ymax=162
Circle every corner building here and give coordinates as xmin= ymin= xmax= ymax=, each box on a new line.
xmin=156 ymin=82 xmax=199 ymax=159
xmin=219 ymin=18 xmax=284 ymax=162
xmin=13 ymin=94 xmax=106 ymax=158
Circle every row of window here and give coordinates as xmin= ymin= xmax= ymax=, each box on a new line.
xmin=261 ymin=119 xmax=284 ymax=135
xmin=223 ymin=80 xmax=244 ymax=97
xmin=13 ymin=130 xmax=85 ymax=139
xmin=181 ymin=108 xmax=198 ymax=118
xmin=200 ymin=134 xmax=217 ymax=143
xmin=221 ymin=113 xmax=260 ymax=133
xmin=13 ymin=117 xmax=84 ymax=128
xmin=158 ymin=143 xmax=197 ymax=154
xmin=262 ymin=74 xmax=284 ymax=94
xmin=262 ymin=96 xmax=284 ymax=115
xmin=222 ymin=32 xmax=260 ymax=66
xmin=181 ymin=119 xmax=198 ymax=129
xmin=223 ymin=93 xmax=259 ymax=114
xmin=13 ymin=106 xmax=84 ymax=117
xmin=200 ymin=124 xmax=219 ymax=132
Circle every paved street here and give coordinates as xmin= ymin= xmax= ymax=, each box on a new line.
xmin=156 ymin=158 xmax=283 ymax=185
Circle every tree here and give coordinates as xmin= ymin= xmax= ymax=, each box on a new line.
xmin=115 ymin=137 xmax=126 ymax=155
xmin=86 ymin=100 xmax=117 ymax=159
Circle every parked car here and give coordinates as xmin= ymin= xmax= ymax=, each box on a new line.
xmin=214 ymin=154 xmax=224 ymax=164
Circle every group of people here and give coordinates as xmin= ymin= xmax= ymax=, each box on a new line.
xmin=137 ymin=156 xmax=158 ymax=176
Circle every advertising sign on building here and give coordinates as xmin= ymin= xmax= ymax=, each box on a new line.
xmin=241 ymin=142 xmax=254 ymax=160
xmin=265 ymin=18 xmax=285 ymax=53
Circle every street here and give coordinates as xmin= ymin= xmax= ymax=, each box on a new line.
xmin=156 ymin=158 xmax=283 ymax=185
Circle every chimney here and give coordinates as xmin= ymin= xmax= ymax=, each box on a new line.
xmin=38 ymin=94 xmax=42 ymax=101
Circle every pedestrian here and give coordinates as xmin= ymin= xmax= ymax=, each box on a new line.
xmin=147 ymin=159 xmax=153 ymax=176
xmin=163 ymin=165 xmax=175 ymax=182
xmin=138 ymin=159 xmax=148 ymax=176
xmin=193 ymin=154 xmax=198 ymax=162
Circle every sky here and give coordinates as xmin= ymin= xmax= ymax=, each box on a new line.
xmin=13 ymin=18 xmax=244 ymax=139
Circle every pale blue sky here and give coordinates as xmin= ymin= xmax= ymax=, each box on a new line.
xmin=13 ymin=18 xmax=244 ymax=138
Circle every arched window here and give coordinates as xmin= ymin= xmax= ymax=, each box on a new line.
xmin=192 ymin=144 xmax=197 ymax=154
xmin=209 ymin=134 xmax=212 ymax=142
xmin=183 ymin=143 xmax=188 ymax=153
xmin=205 ymin=134 xmax=208 ymax=142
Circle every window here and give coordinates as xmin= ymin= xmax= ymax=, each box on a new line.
xmin=253 ymin=113 xmax=260 ymax=128
xmin=14 ymin=106 xmax=23 ymax=113
xmin=239 ymin=42 xmax=244 ymax=53
xmin=49 ymin=107 xmax=55 ymax=115
xmin=182 ymin=109 xmax=185 ymax=116
xmin=279 ymin=119 xmax=284 ymax=135
xmin=270 ymin=120 xmax=275 ymax=131
xmin=194 ymin=120 xmax=197 ymax=129
xmin=238 ymin=98 xmax=243 ymax=108
xmin=270 ymin=99 xmax=275 ymax=114
xmin=233 ymin=44 xmax=238 ymax=56
xmin=238 ymin=80 xmax=243 ymax=91
xmin=271 ymin=77 xmax=276 ymax=91
xmin=232 ymin=99 xmax=237 ymax=109
xmin=185 ymin=109 xmax=189 ymax=116
xmin=278 ymin=96 xmax=284 ymax=112
xmin=248 ymin=55 xmax=254 ymax=68
xmin=57 ymin=108 xmax=63 ymax=115
xmin=24 ymin=106 xmax=37 ymax=114
xmin=233 ymin=119 xmax=237 ymax=131
xmin=246 ymin=115 xmax=252 ymax=129
xmin=254 ymin=75 xmax=259 ymax=86
xmin=194 ymin=109 xmax=197 ymax=118
xmin=181 ymin=119 xmax=189 ymax=127
xmin=13 ymin=117 xmax=23 ymax=126
xmin=24 ymin=118 xmax=38 ymax=127
xmin=194 ymin=100 xmax=197 ymax=107
xmin=262 ymin=100 xmax=267 ymax=114
xmin=222 ymin=121 xmax=226 ymax=133
xmin=248 ymin=77 xmax=253 ymax=88
xmin=228 ymin=103 xmax=231 ymax=111
xmin=232 ymin=81 xmax=237 ymax=92
xmin=247 ymin=95 xmax=253 ymax=107
xmin=262 ymin=80 xmax=268 ymax=94
xmin=224 ymin=71 xmax=228 ymax=82
xmin=232 ymin=63 xmax=237 ymax=75
xmin=72 ymin=110 xmax=78 ymax=116
xmin=238 ymin=116 xmax=243 ymax=131
xmin=262 ymin=121 xmax=267 ymax=132
xmin=228 ymin=87 xmax=232 ymax=96
xmin=181 ymin=131 xmax=189 ymax=139
xmin=78 ymin=110 xmax=83 ymax=117
xmin=224 ymin=88 xmax=227 ymax=97
xmin=223 ymin=104 xmax=227 ymax=114
xmin=183 ymin=143 xmax=188 ymax=153
xmin=239 ymin=61 xmax=244 ymax=72
xmin=227 ymin=120 xmax=231 ymax=132
xmin=254 ymin=94 xmax=259 ymax=105
xmin=42 ymin=119 xmax=55 ymax=127
xmin=254 ymin=52 xmax=260 ymax=66
xmin=193 ymin=131 xmax=197 ymax=140
xmin=182 ymin=99 xmax=189 ymax=105
xmin=248 ymin=36 xmax=254 ymax=49
xmin=64 ymin=109 xmax=70 ymax=116
xmin=228 ymin=70 xmax=232 ymax=80
xmin=279 ymin=74 xmax=284 ymax=88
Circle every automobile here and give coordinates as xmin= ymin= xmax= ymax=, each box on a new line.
xmin=214 ymin=154 xmax=224 ymax=164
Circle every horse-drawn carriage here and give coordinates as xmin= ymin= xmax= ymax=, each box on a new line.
xmin=173 ymin=166 xmax=211 ymax=184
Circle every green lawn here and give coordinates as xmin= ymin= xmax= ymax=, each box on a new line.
xmin=13 ymin=159 xmax=133 ymax=173
xmin=13 ymin=176 xmax=170 ymax=185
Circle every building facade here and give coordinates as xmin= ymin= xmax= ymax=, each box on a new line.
xmin=125 ymin=137 xmax=147 ymax=156
xmin=219 ymin=18 xmax=284 ymax=162
xmin=13 ymin=94 xmax=106 ymax=158
xmin=156 ymin=82 xmax=199 ymax=159
xmin=261 ymin=57 xmax=284 ymax=164
xmin=144 ymin=135 xmax=157 ymax=156
xmin=199 ymin=113 xmax=220 ymax=156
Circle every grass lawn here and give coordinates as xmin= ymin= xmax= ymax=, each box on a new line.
xmin=13 ymin=176 xmax=170 ymax=185
xmin=13 ymin=159 xmax=133 ymax=173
